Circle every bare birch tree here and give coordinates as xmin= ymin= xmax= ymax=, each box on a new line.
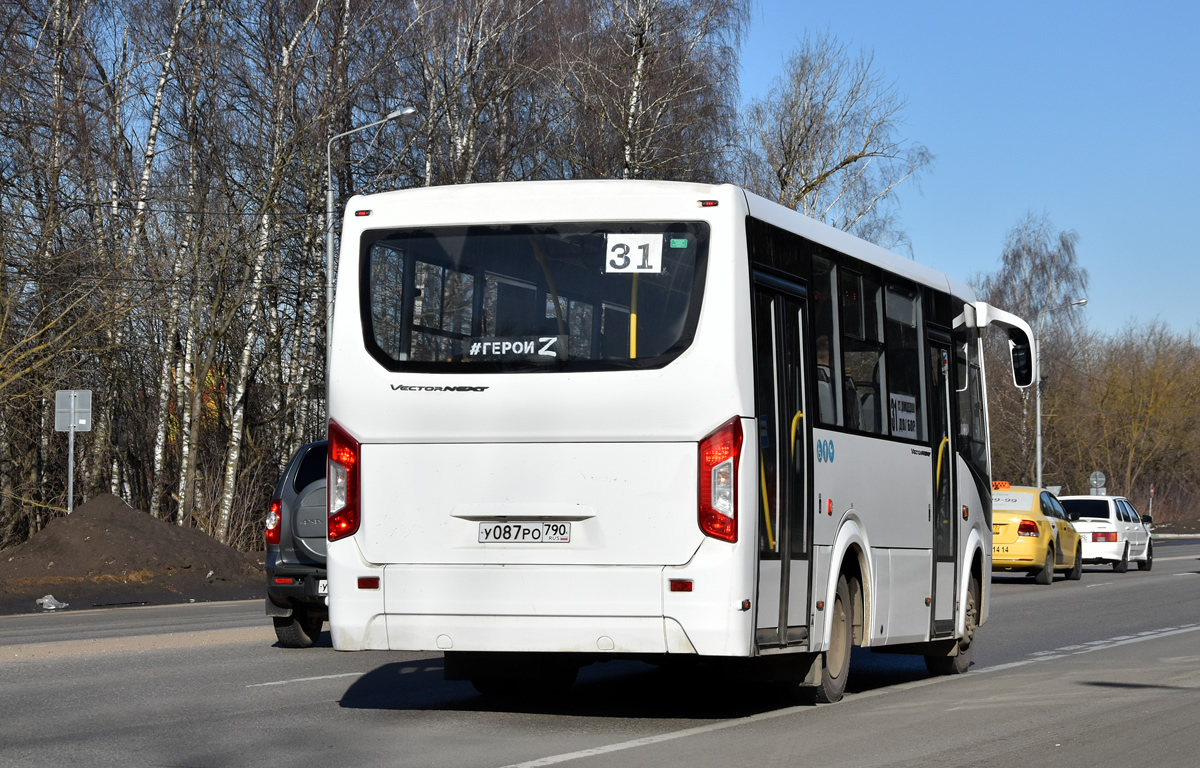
xmin=978 ymin=212 xmax=1089 ymax=487
xmin=739 ymin=32 xmax=931 ymax=248
xmin=553 ymin=0 xmax=747 ymax=181
xmin=213 ymin=0 xmax=328 ymax=544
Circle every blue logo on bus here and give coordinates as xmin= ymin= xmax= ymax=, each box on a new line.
xmin=817 ymin=439 xmax=835 ymax=463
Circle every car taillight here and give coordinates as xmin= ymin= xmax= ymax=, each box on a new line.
xmin=1017 ymin=519 xmax=1039 ymax=537
xmin=328 ymin=420 xmax=361 ymax=541
xmin=265 ymin=499 xmax=281 ymax=545
xmin=1094 ymin=531 xmax=1117 ymax=542
xmin=699 ymin=417 xmax=743 ymax=543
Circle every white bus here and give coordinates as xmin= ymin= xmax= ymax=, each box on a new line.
xmin=325 ymin=180 xmax=1034 ymax=701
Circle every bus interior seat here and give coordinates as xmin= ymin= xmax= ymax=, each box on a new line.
xmin=860 ymin=391 xmax=876 ymax=433
xmin=816 ymin=365 xmax=835 ymax=424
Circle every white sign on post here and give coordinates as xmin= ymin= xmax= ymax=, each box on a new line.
xmin=55 ymin=390 xmax=92 ymax=432
xmin=55 ymin=390 xmax=92 ymax=514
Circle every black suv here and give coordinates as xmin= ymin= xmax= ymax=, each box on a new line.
xmin=265 ymin=440 xmax=328 ymax=647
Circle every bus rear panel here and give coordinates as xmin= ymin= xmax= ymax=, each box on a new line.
xmin=327 ymin=182 xmax=758 ymax=662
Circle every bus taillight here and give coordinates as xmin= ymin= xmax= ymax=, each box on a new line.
xmin=328 ymin=420 xmax=361 ymax=541
xmin=699 ymin=417 xmax=743 ymax=543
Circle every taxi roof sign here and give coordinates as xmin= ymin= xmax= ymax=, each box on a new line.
xmin=992 ymin=480 xmax=1010 ymax=490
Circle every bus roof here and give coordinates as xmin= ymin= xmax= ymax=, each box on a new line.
xmin=741 ymin=187 xmax=975 ymax=302
xmin=346 ymin=179 xmax=976 ymax=301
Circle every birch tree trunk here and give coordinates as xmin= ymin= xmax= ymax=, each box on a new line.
xmin=215 ymin=0 xmax=327 ymax=544
xmin=150 ymin=4 xmax=211 ymax=516
xmin=90 ymin=0 xmax=196 ymax=497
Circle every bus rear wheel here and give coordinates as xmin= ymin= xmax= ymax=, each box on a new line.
xmin=813 ymin=575 xmax=852 ymax=703
xmin=925 ymin=574 xmax=979 ymax=676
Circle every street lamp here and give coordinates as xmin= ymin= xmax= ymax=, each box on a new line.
xmin=1035 ymin=297 xmax=1087 ymax=488
xmin=325 ymin=106 xmax=417 ymax=368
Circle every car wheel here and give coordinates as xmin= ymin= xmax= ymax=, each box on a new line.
xmin=814 ymin=574 xmax=853 ymax=703
xmin=925 ymin=573 xmax=979 ymax=676
xmin=1113 ymin=544 xmax=1129 ymax=573
xmin=1034 ymin=547 xmax=1055 ymax=585
xmin=273 ymin=606 xmax=324 ymax=648
xmin=1138 ymin=540 xmax=1153 ymax=571
xmin=1066 ymin=543 xmax=1083 ymax=581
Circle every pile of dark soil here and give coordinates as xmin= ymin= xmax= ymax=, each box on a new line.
xmin=0 ymin=494 xmax=263 ymax=615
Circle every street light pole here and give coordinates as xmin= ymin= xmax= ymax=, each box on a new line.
xmin=325 ymin=106 xmax=417 ymax=379
xmin=1035 ymin=298 xmax=1087 ymax=488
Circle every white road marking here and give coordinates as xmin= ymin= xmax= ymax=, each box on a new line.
xmin=979 ymin=624 xmax=1200 ymax=675
xmin=246 ymin=671 xmax=364 ymax=687
xmin=246 ymin=664 xmax=442 ymax=687
xmin=493 ymin=623 xmax=1200 ymax=768
xmin=493 ymin=705 xmax=813 ymax=768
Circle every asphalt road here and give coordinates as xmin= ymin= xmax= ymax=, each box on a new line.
xmin=2 ymin=541 xmax=1197 ymax=768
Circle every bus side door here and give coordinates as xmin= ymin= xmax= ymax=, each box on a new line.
xmin=929 ymin=336 xmax=957 ymax=634
xmin=752 ymin=278 xmax=812 ymax=649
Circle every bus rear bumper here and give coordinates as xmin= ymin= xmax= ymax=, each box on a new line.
xmin=329 ymin=559 xmax=754 ymax=656
xmin=385 ymin=614 xmax=696 ymax=655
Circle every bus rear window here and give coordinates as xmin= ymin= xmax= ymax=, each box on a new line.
xmin=360 ymin=222 xmax=709 ymax=372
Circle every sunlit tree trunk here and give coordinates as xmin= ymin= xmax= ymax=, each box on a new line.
xmin=215 ymin=0 xmax=327 ymax=544
xmin=91 ymin=0 xmax=196 ymax=498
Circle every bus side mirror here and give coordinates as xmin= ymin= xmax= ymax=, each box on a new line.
xmin=1008 ymin=328 xmax=1034 ymax=388
xmin=972 ymin=301 xmax=1037 ymax=389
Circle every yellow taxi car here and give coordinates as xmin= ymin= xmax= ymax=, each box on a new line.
xmin=991 ymin=482 xmax=1082 ymax=584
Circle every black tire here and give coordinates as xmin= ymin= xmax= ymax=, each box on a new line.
xmin=925 ymin=573 xmax=980 ymax=676
xmin=814 ymin=575 xmax=853 ymax=703
xmin=1138 ymin=540 xmax=1153 ymax=571
xmin=1113 ymin=545 xmax=1129 ymax=573
xmin=273 ymin=606 xmax=323 ymax=648
xmin=1034 ymin=547 xmax=1055 ymax=585
xmin=1066 ymin=543 xmax=1083 ymax=581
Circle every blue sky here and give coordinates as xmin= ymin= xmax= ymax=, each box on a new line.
xmin=739 ymin=0 xmax=1199 ymax=335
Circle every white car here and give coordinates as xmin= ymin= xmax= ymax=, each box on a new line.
xmin=1059 ymin=495 xmax=1153 ymax=572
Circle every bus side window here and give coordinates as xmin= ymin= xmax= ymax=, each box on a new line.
xmin=883 ymin=284 xmax=926 ymax=441
xmin=840 ymin=271 xmax=883 ymax=433
xmin=368 ymin=244 xmax=407 ymax=359
xmin=484 ymin=274 xmax=537 ymax=337
xmin=812 ymin=256 xmax=840 ymax=427
xmin=546 ymin=294 xmax=594 ymax=359
xmin=599 ymin=303 xmax=631 ymax=358
xmin=953 ymin=327 xmax=989 ymax=485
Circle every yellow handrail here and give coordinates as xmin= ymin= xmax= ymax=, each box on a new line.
xmin=760 ymin=458 xmax=777 ymax=551
xmin=936 ymin=436 xmax=950 ymax=489
xmin=629 ymin=274 xmax=639 ymax=358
